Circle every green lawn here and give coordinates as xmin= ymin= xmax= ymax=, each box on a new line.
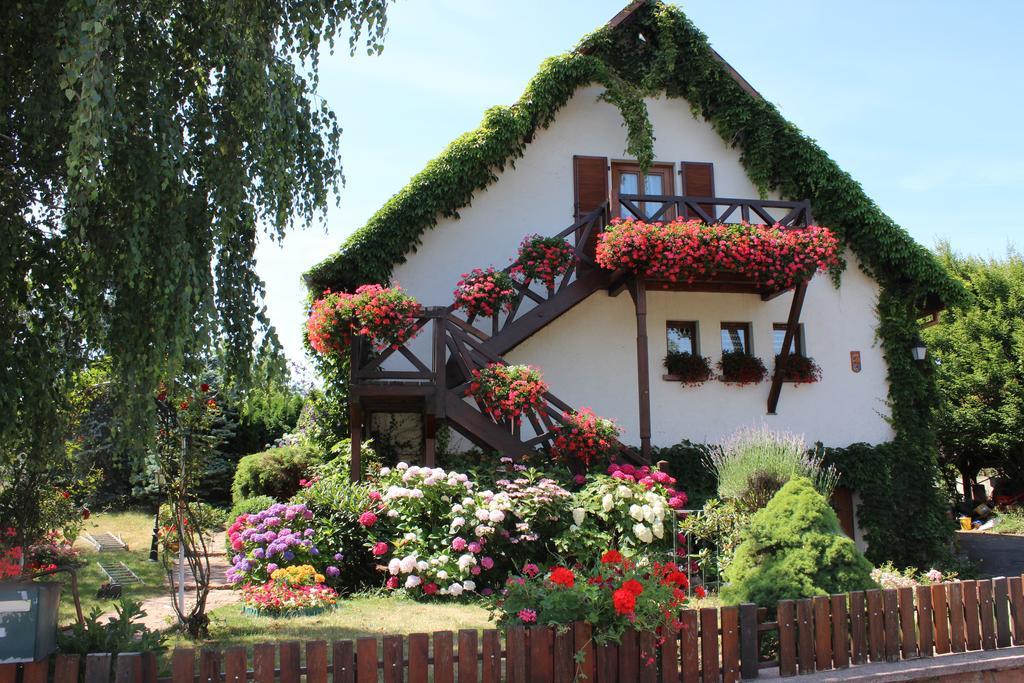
xmin=61 ymin=511 xmax=170 ymax=626
xmin=167 ymin=593 xmax=494 ymax=649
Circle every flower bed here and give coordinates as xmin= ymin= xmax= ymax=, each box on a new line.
xmin=225 ymin=503 xmax=339 ymax=586
xmin=466 ymin=364 xmax=548 ymax=423
xmin=774 ymin=354 xmax=822 ymax=384
xmin=453 ymin=268 xmax=517 ymax=317
xmin=511 ymin=235 xmax=575 ymax=290
xmin=550 ymin=409 xmax=621 ymax=468
xmin=595 ymin=218 xmax=841 ymax=289
xmin=718 ymin=351 xmax=767 ymax=385
xmin=663 ymin=351 xmax=714 ymax=385
xmin=306 ymin=284 xmax=421 ymax=355
xmin=240 ymin=564 xmax=339 ymax=616
xmin=493 ymin=551 xmax=690 ymax=643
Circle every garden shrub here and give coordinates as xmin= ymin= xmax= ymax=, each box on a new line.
xmin=231 ymin=445 xmax=318 ymax=504
xmin=653 ymin=440 xmax=718 ymax=509
xmin=229 ymin=496 xmax=279 ymax=523
xmin=678 ymin=498 xmax=750 ymax=581
xmin=721 ymin=478 xmax=876 ymax=607
xmin=712 ymin=426 xmax=838 ymax=513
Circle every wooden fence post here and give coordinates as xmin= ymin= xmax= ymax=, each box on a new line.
xmin=720 ymin=606 xmax=740 ymax=683
xmin=796 ymin=598 xmax=815 ymax=674
xmin=333 ymin=641 xmax=355 ymax=683
xmin=882 ymin=589 xmax=900 ymax=662
xmin=849 ymin=591 xmax=867 ymax=665
xmin=831 ymin=594 xmax=850 ymax=669
xmin=679 ymin=609 xmax=699 ymax=683
xmin=915 ymin=585 xmax=934 ymax=657
xmin=738 ymin=603 xmax=760 ymax=680
xmin=699 ymin=607 xmax=720 ymax=683
xmin=115 ymin=653 xmax=142 ymax=683
xmin=777 ymin=600 xmax=797 ymax=677
xmin=1010 ymin=575 xmax=1024 ymax=646
xmin=994 ymin=577 xmax=1012 ymax=648
xmin=932 ymin=583 xmax=951 ymax=655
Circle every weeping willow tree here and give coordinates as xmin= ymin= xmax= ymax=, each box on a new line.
xmin=1 ymin=0 xmax=390 ymax=542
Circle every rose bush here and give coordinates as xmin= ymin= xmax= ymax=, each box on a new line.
xmin=493 ymin=551 xmax=690 ymax=644
xmin=466 ymin=364 xmax=548 ymax=424
xmin=556 ymin=464 xmax=687 ymax=560
xmin=550 ymin=409 xmax=621 ymax=469
xmin=511 ymin=235 xmax=575 ymax=290
xmin=306 ymin=284 xmax=421 ymax=355
xmin=453 ymin=268 xmax=517 ymax=318
xmin=596 ymin=218 xmax=841 ymax=289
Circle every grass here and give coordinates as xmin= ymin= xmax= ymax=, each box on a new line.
xmin=61 ymin=510 xmax=170 ymax=626
xmin=994 ymin=507 xmax=1024 ymax=535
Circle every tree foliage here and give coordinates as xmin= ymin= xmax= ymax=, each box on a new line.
xmin=1 ymin=0 xmax=390 ymax=497
xmin=924 ymin=246 xmax=1024 ymax=499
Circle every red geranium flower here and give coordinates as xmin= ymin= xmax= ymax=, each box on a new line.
xmin=613 ymin=588 xmax=637 ymax=615
xmin=621 ymin=579 xmax=644 ymax=596
xmin=548 ymin=566 xmax=575 ymax=588
xmin=601 ymin=549 xmax=623 ymax=564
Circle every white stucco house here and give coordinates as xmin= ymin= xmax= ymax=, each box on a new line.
xmin=305 ymin=2 xmax=958 ymax=543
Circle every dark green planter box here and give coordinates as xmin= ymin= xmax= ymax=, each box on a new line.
xmin=0 ymin=581 xmax=60 ymax=663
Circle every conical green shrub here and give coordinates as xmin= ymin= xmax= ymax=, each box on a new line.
xmin=721 ymin=477 xmax=877 ymax=607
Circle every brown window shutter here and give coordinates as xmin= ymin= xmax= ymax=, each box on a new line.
xmin=680 ymin=162 xmax=715 ymax=222
xmin=573 ymin=155 xmax=609 ymax=220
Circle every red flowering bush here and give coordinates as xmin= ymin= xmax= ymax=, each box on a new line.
xmin=466 ymin=364 xmax=548 ymax=423
xmin=550 ymin=409 xmax=621 ymax=468
xmin=453 ymin=268 xmax=517 ymax=318
xmin=511 ymin=234 xmax=575 ymax=290
xmin=775 ymin=354 xmax=822 ymax=384
xmin=596 ymin=218 xmax=841 ymax=289
xmin=492 ymin=552 xmax=689 ymax=644
xmin=663 ymin=351 xmax=714 ymax=385
xmin=718 ymin=351 xmax=768 ymax=385
xmin=306 ymin=284 xmax=421 ymax=356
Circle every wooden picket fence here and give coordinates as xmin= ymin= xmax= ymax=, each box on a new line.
xmin=5 ymin=576 xmax=1024 ymax=682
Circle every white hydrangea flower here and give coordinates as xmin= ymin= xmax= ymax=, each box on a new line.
xmin=448 ymin=583 xmax=464 ymax=597
xmin=387 ymin=509 xmax=399 ymax=518
xmin=399 ymin=555 xmax=418 ymax=574
xmin=405 ymin=575 xmax=422 ymax=588
xmin=388 ymin=558 xmax=401 ymax=575
xmin=437 ymin=570 xmax=449 ymax=580
xmin=642 ymin=504 xmax=654 ymax=523
xmin=396 ymin=462 xmax=409 ymax=471
xmin=462 ymin=580 xmax=476 ymax=592
xmin=652 ymin=521 xmax=665 ymax=539
xmin=450 ymin=516 xmax=466 ymax=531
xmin=488 ymin=509 xmax=505 ymax=523
xmin=629 ymin=504 xmax=644 ymax=521
xmin=616 ymin=485 xmax=633 ymax=499
xmin=474 ymin=524 xmax=493 ymax=537
xmin=572 ymin=508 xmax=586 ymax=525
xmin=417 ymin=560 xmax=429 ymax=571
xmin=474 ymin=508 xmax=490 ymax=522
xmin=457 ymin=554 xmax=477 ymax=571
xmin=403 ymin=532 xmax=417 ymax=541
xmin=602 ymin=494 xmax=614 ymax=512
xmin=380 ymin=467 xmax=392 ymax=476
xmin=633 ymin=523 xmax=653 ymax=544
xmin=462 ymin=497 xmax=474 ymax=506
xmin=452 ymin=504 xmax=464 ymax=514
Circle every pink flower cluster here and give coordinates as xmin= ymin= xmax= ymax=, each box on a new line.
xmin=453 ymin=268 xmax=517 ymax=318
xmin=510 ymin=234 xmax=575 ymax=290
xmin=596 ymin=218 xmax=841 ymax=289
xmin=550 ymin=408 xmax=621 ymax=467
xmin=607 ymin=463 xmax=688 ymax=509
xmin=240 ymin=580 xmax=338 ymax=615
xmin=306 ymin=284 xmax=422 ymax=356
xmin=466 ymin=363 xmax=549 ymax=424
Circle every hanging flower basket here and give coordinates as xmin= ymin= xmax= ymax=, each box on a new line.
xmin=718 ymin=351 xmax=767 ymax=385
xmin=595 ymin=218 xmax=841 ymax=289
xmin=550 ymin=409 xmax=621 ymax=467
xmin=306 ymin=284 xmax=421 ymax=356
xmin=663 ymin=351 xmax=714 ymax=385
xmin=466 ymin=364 xmax=548 ymax=423
xmin=774 ymin=354 xmax=822 ymax=384
xmin=453 ymin=268 xmax=517 ymax=317
xmin=511 ymin=234 xmax=575 ymax=290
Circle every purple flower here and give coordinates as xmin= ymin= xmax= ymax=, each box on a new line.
xmin=310 ymin=547 xmax=319 ymax=556
xmin=326 ymin=566 xmax=340 ymax=577
xmin=283 ymin=551 xmax=295 ymax=561
xmin=253 ymin=548 xmax=265 ymax=559
xmin=333 ymin=553 xmax=343 ymax=561
xmin=267 ymin=563 xmax=279 ymax=573
xmin=304 ymin=528 xmax=315 ymax=537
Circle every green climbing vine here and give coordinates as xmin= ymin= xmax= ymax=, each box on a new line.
xmin=305 ymin=0 xmax=966 ymax=565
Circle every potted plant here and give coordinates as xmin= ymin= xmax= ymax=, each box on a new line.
xmin=452 ymin=267 xmax=517 ymax=318
xmin=663 ymin=351 xmax=714 ymax=385
xmin=511 ymin=234 xmax=575 ymax=290
xmin=718 ymin=351 xmax=767 ymax=385
xmin=306 ymin=284 xmax=422 ymax=356
xmin=466 ymin=364 xmax=548 ymax=424
xmin=774 ymin=354 xmax=822 ymax=384
xmin=550 ymin=409 xmax=621 ymax=468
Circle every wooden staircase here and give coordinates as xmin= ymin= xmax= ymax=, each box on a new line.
xmin=348 ymin=206 xmax=645 ymax=475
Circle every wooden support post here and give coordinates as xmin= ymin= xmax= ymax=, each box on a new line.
xmin=629 ymin=277 xmax=652 ymax=461
xmin=349 ymin=403 xmax=362 ymax=482
xmin=423 ymin=414 xmax=437 ymax=467
xmin=767 ymin=281 xmax=808 ymax=414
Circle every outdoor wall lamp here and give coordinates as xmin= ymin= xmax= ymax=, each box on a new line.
xmin=911 ymin=337 xmax=928 ymax=361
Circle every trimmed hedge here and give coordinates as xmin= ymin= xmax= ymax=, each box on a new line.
xmin=230 ymin=446 xmax=318 ymax=505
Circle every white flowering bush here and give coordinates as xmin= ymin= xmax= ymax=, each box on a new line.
xmin=555 ymin=464 xmax=686 ymax=561
xmin=361 ymin=461 xmax=572 ymax=598
xmin=870 ymin=562 xmax=957 ymax=589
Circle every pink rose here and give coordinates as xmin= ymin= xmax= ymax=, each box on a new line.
xmin=372 ymin=542 xmax=389 ymax=556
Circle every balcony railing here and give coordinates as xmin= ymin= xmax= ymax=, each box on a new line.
xmin=616 ymin=194 xmax=814 ymax=228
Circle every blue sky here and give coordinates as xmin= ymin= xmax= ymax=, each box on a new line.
xmin=257 ymin=0 xmax=1024 ymax=366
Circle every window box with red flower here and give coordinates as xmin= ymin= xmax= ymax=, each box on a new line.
xmin=774 ymin=354 xmax=822 ymax=384
xmin=718 ymin=351 xmax=768 ymax=385
xmin=306 ymin=284 xmax=422 ymax=357
xmin=662 ymin=351 xmax=714 ymax=386
xmin=465 ymin=364 xmax=549 ymax=424
xmin=511 ymin=234 xmax=575 ymax=290
xmin=452 ymin=268 xmax=517 ymax=318
xmin=595 ymin=218 xmax=841 ymax=289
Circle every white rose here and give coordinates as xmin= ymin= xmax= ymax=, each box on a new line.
xmin=629 ymin=504 xmax=644 ymax=521
xmin=387 ymin=558 xmax=401 ymax=575
xmin=602 ymin=494 xmax=614 ymax=512
xmin=489 ymin=509 xmax=505 ymax=523
xmin=405 ymin=575 xmax=422 ymax=588
xmin=572 ymin=508 xmax=586 ymax=525
xmin=462 ymin=580 xmax=476 ymax=592
xmin=448 ymin=583 xmax=464 ymax=597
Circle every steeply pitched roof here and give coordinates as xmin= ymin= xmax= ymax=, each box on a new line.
xmin=304 ymin=1 xmax=962 ymax=312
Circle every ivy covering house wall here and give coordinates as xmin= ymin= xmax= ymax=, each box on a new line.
xmin=304 ymin=1 xmax=965 ymax=566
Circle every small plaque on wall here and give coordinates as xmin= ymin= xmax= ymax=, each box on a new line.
xmin=850 ymin=351 xmax=862 ymax=373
